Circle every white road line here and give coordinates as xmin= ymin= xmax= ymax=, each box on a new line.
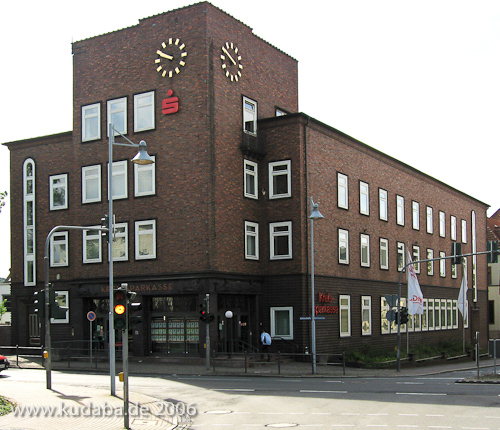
xmin=397 ymin=426 xmax=419 ymax=428
xmin=396 ymin=392 xmax=447 ymax=396
xmin=397 ymin=382 xmax=424 ymax=385
xmin=341 ymin=413 xmax=360 ymax=416
xmin=399 ymin=414 xmax=419 ymax=416
xmin=331 ymin=425 xmax=355 ymax=427
xmin=460 ymin=427 xmax=491 ymax=429
xmin=428 ymin=426 xmax=452 ymax=429
xmin=426 ymin=414 xmax=445 ymax=417
xmin=300 ymin=390 xmax=348 ymax=394
xmin=368 ymin=413 xmax=389 ymax=416
xmin=211 ymin=388 xmax=255 ymax=392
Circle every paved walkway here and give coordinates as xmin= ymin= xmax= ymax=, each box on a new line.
xmin=0 ymin=357 xmax=497 ymax=430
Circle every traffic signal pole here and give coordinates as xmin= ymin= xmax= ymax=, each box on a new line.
xmin=205 ymin=294 xmax=210 ymax=370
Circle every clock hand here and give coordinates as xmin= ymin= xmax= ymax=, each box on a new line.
xmin=222 ymin=47 xmax=236 ymax=65
xmin=157 ymin=50 xmax=173 ymax=60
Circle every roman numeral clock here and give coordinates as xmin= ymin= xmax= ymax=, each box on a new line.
xmin=220 ymin=42 xmax=243 ymax=82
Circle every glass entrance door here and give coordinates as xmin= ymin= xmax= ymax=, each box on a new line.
xmin=151 ymin=316 xmax=199 ymax=354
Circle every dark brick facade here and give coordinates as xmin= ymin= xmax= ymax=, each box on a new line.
xmin=4 ymin=2 xmax=489 ymax=356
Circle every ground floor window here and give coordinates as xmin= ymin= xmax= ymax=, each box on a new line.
xmin=270 ymin=307 xmax=293 ymax=339
xmin=339 ymin=295 xmax=351 ymax=337
xmin=361 ymin=296 xmax=371 ymax=335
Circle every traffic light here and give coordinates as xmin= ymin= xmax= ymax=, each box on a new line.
xmin=113 ymin=288 xmax=127 ymax=330
xmin=451 ymin=242 xmax=462 ymax=265
xmin=488 ymin=241 xmax=499 ymax=264
xmin=199 ymin=299 xmax=208 ymax=322
xmin=34 ymin=290 xmax=45 ymax=319
xmin=127 ymin=291 xmax=142 ymax=327
xmin=400 ymin=307 xmax=409 ymax=325
xmin=49 ymin=287 xmax=68 ymax=320
xmin=101 ymin=214 xmax=110 ymax=243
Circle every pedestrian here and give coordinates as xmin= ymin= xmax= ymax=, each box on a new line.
xmin=260 ymin=329 xmax=272 ymax=361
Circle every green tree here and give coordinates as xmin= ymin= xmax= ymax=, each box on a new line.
xmin=0 ymin=191 xmax=7 ymax=214
xmin=0 ymin=299 xmax=7 ymax=323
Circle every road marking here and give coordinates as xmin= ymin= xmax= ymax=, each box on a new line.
xmin=312 ymin=412 xmax=332 ymax=415
xmin=211 ymin=388 xmax=255 ymax=392
xmin=460 ymin=427 xmax=491 ymax=429
xmin=396 ymin=382 xmax=424 ymax=385
xmin=428 ymin=427 xmax=452 ymax=429
xmin=396 ymin=426 xmax=419 ymax=428
xmin=341 ymin=413 xmax=360 ymax=416
xmin=300 ymin=390 xmax=347 ymax=394
xmin=331 ymin=426 xmax=355 ymax=428
xmin=399 ymin=413 xmax=419 ymax=416
xmin=426 ymin=414 xmax=445 ymax=417
xmin=368 ymin=413 xmax=389 ymax=416
xmin=396 ymin=392 xmax=447 ymax=396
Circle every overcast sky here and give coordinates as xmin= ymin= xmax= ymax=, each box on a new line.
xmin=1 ymin=1 xmax=499 ymax=278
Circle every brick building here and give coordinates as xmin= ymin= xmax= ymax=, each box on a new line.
xmin=4 ymin=2 xmax=489 ymax=358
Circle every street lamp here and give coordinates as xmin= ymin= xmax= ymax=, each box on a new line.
xmin=309 ymin=197 xmax=324 ymax=375
xmin=108 ymin=123 xmax=154 ymax=396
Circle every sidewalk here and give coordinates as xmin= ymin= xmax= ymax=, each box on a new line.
xmin=0 ymin=357 xmax=497 ymax=430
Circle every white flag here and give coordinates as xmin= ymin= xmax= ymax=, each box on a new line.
xmin=458 ymin=258 xmax=468 ymax=319
xmin=407 ymin=251 xmax=424 ymax=314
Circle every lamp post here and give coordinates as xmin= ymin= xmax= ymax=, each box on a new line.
xmin=309 ymin=198 xmax=324 ymax=375
xmin=225 ymin=310 xmax=233 ymax=357
xmin=108 ymin=123 xmax=154 ymax=396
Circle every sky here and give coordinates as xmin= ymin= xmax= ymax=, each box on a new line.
xmin=0 ymin=1 xmax=499 ymax=279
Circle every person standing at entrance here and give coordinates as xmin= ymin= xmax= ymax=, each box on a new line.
xmin=260 ymin=329 xmax=272 ymax=361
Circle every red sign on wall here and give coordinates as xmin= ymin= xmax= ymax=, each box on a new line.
xmin=162 ymin=89 xmax=179 ymax=115
xmin=315 ymin=292 xmax=338 ymax=315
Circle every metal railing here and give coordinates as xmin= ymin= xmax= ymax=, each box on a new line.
xmin=1 ymin=345 xmax=44 ymax=368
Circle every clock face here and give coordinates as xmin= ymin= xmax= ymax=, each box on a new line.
xmin=220 ymin=42 xmax=243 ymax=82
xmin=155 ymin=38 xmax=188 ymax=78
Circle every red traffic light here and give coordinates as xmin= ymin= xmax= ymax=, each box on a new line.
xmin=114 ymin=304 xmax=126 ymax=315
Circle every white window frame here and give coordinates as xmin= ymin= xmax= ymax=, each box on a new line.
xmin=338 ymin=229 xmax=349 ymax=264
xmin=434 ymin=299 xmax=441 ymax=330
xmin=397 ymin=242 xmax=405 ymax=272
xmin=451 ymin=215 xmax=457 ymax=241
xmin=270 ymin=221 xmax=292 ymax=260
xmin=379 ymin=188 xmax=388 ymax=221
xmin=82 ymin=165 xmax=101 ymax=204
xmin=427 ymin=248 xmax=434 ymax=276
xmin=439 ymin=251 xmax=446 ymax=277
xmin=359 ymin=181 xmax=369 ymax=215
xmin=49 ymin=174 xmax=68 ymax=210
xmin=112 ymin=222 xmax=128 ymax=262
xmin=461 ymin=219 xmax=467 ymax=243
xmin=108 ymin=160 xmax=128 ymax=200
xmin=50 ymin=291 xmax=69 ymax=324
xmin=244 ymin=159 xmax=258 ymax=199
xmin=270 ymin=306 xmax=293 ymax=340
xmin=245 ymin=221 xmax=259 ymax=260
xmin=360 ymin=234 xmax=370 ymax=267
xmin=23 ymin=159 xmax=36 ymax=286
xmin=339 ymin=295 xmax=351 ymax=337
xmin=446 ymin=299 xmax=453 ymax=329
xmin=269 ymin=160 xmax=291 ymax=199
xmin=451 ymin=260 xmax=458 ymax=279
xmin=337 ymin=173 xmax=348 ymax=209
xmin=439 ymin=211 xmax=446 ymax=237
xmin=243 ymin=96 xmax=257 ymax=135
xmin=135 ymin=220 xmax=156 ymax=260
xmin=134 ymin=155 xmax=156 ymax=197
xmin=361 ymin=296 xmax=372 ymax=336
xmin=380 ymin=238 xmax=389 ymax=270
xmin=412 ymin=245 xmax=420 ymax=274
xmin=452 ymin=299 xmax=459 ymax=329
xmin=83 ymin=227 xmax=102 ymax=264
xmin=82 ymin=103 xmax=101 ymax=142
xmin=107 ymin=97 xmax=127 ymax=136
xmin=396 ymin=195 xmax=404 ymax=226
xmin=50 ymin=231 xmax=68 ymax=267
xmin=422 ymin=299 xmax=428 ymax=331
xmin=134 ymin=91 xmax=155 ymax=132
xmin=440 ymin=299 xmax=447 ymax=329
xmin=412 ymin=201 xmax=420 ymax=230
xmin=426 ymin=206 xmax=433 ymax=234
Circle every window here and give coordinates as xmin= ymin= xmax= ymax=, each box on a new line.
xmin=112 ymin=222 xmax=128 ymax=261
xmin=397 ymin=242 xmax=405 ymax=272
xmin=339 ymin=295 xmax=351 ymax=337
xmin=134 ymin=156 xmax=156 ymax=197
xmin=440 ymin=299 xmax=447 ymax=329
xmin=412 ymin=201 xmax=420 ymax=230
xmin=427 ymin=248 xmax=434 ymax=275
xmin=338 ymin=229 xmax=349 ymax=264
xmin=107 ymin=97 xmax=127 ymax=135
xmin=422 ymin=299 xmax=428 ymax=331
xmin=270 ymin=221 xmax=292 ymax=260
xmin=452 ymin=300 xmax=459 ymax=329
xmin=446 ymin=300 xmax=453 ymax=329
xmin=428 ymin=299 xmax=435 ymax=330
xmin=451 ymin=216 xmax=457 ymax=241
xmin=359 ymin=181 xmax=369 ymax=215
xmin=396 ymin=195 xmax=404 ymax=226
xmin=83 ymin=227 xmax=102 ymax=263
xmin=379 ymin=189 xmax=388 ymax=221
xmin=451 ymin=261 xmax=457 ymax=279
xmin=439 ymin=251 xmax=446 ymax=277
xmin=244 ymin=160 xmax=258 ymax=199
xmin=426 ymin=206 xmax=433 ymax=234
xmin=49 ymin=174 xmax=68 ymax=210
xmin=243 ymin=97 xmax=257 ymax=134
xmin=412 ymin=246 xmax=420 ymax=274
xmin=82 ymin=103 xmax=101 ymax=142
xmin=461 ymin=219 xmax=467 ymax=243
xmin=275 ymin=108 xmax=287 ymax=116
xmin=439 ymin=211 xmax=446 ymax=237
xmin=245 ymin=221 xmax=259 ymax=260
xmin=361 ymin=296 xmax=371 ymax=336
xmin=337 ymin=173 xmax=348 ymax=209
xmin=434 ymin=299 xmax=441 ymax=330
xmin=109 ymin=160 xmax=127 ymax=200
xmin=269 ymin=160 xmax=291 ymax=199
xmin=51 ymin=291 xmax=69 ymax=324
xmin=360 ymin=234 xmax=370 ymax=267
xmin=51 ymin=231 xmax=68 ymax=267
xmin=134 ymin=91 xmax=155 ymax=132
xmin=82 ymin=165 xmax=101 ymax=204
xmin=135 ymin=220 xmax=156 ymax=260
xmin=270 ymin=307 xmax=293 ymax=339
xmin=380 ymin=238 xmax=389 ymax=270
xmin=23 ymin=159 xmax=36 ymax=286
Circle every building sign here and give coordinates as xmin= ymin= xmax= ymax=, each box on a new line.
xmin=162 ymin=89 xmax=179 ymax=114
xmin=315 ymin=292 xmax=338 ymax=315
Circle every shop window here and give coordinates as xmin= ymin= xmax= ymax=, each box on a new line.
xmin=243 ymin=97 xmax=257 ymax=135
xmin=269 ymin=160 xmax=291 ymax=199
xmin=338 ymin=229 xmax=349 ymax=264
xmin=428 ymin=299 xmax=435 ymax=330
xmin=338 ymin=173 xmax=348 ymax=209
xmin=434 ymin=299 xmax=441 ymax=330
xmin=50 ymin=231 xmax=68 ymax=267
xmin=361 ymin=296 xmax=371 ymax=336
xmin=380 ymin=238 xmax=388 ymax=270
xmin=134 ymin=156 xmax=156 ymax=197
xmin=112 ymin=222 xmax=128 ymax=261
xmin=360 ymin=234 xmax=370 ymax=267
xmin=107 ymin=97 xmax=127 ymax=136
xmin=134 ymin=91 xmax=155 ymax=132
xmin=379 ymin=188 xmax=388 ymax=221
xmin=452 ymin=300 xmax=459 ymax=329
xmin=396 ymin=195 xmax=404 ymax=226
xmin=244 ymin=160 xmax=258 ymax=199
xmin=339 ymin=295 xmax=351 ymax=337
xmin=422 ymin=299 xmax=428 ymax=331
xmin=83 ymin=227 xmax=102 ymax=263
xmin=49 ymin=174 xmax=68 ymax=210
xmin=108 ymin=160 xmax=127 ymax=200
xmin=82 ymin=103 xmax=101 ymax=142
xmin=245 ymin=221 xmax=259 ymax=260
xmin=135 ymin=220 xmax=156 ymax=260
xmin=270 ymin=307 xmax=293 ymax=339
xmin=82 ymin=165 xmax=101 ymax=204
xmin=270 ymin=221 xmax=292 ymax=260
